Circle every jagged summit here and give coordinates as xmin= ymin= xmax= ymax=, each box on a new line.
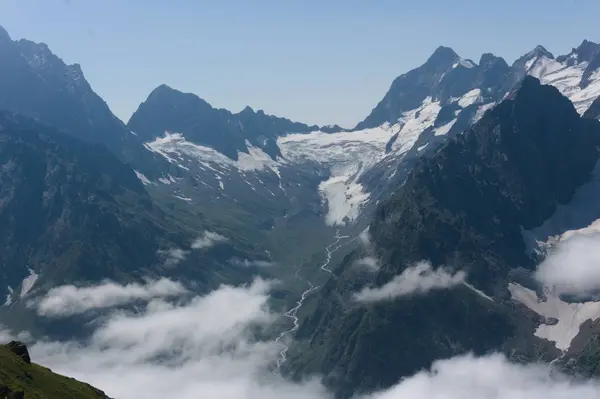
xmin=129 ymin=83 xmax=318 ymax=160
xmin=426 ymin=45 xmax=460 ymax=66
xmin=479 ymin=53 xmax=508 ymax=69
xmin=240 ymin=105 xmax=255 ymax=114
xmin=558 ymin=39 xmax=600 ymax=64
xmin=574 ymin=39 xmax=600 ymax=59
xmin=524 ymin=44 xmax=554 ymax=60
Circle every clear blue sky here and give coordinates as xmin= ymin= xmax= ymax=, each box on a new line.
xmin=0 ymin=0 xmax=597 ymax=127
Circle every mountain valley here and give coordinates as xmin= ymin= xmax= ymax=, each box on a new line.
xmin=1 ymin=22 xmax=600 ymax=398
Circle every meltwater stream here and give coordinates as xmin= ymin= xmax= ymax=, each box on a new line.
xmin=274 ymin=230 xmax=359 ymax=372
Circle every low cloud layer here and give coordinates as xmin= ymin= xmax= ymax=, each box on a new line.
xmin=353 ymin=261 xmax=466 ymax=303
xmin=34 ymin=279 xmax=187 ymax=317
xmin=159 ymin=248 xmax=189 ymax=265
xmin=355 ymin=228 xmax=380 ymax=271
xmin=31 ymin=278 xmax=328 ymax=399
xmin=22 ymin=277 xmax=600 ymax=398
xmin=365 ymin=353 xmax=600 ymax=399
xmin=229 ymin=258 xmax=275 ymax=268
xmin=192 ymin=231 xmax=228 ymax=249
xmin=354 ymin=256 xmax=380 ymax=271
xmin=535 ymin=233 xmax=600 ymax=296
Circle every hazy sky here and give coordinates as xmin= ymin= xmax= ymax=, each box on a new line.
xmin=0 ymin=0 xmax=598 ymax=127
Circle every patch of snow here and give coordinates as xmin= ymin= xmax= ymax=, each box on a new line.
xmin=134 ymin=170 xmax=152 ymax=186
xmin=459 ymin=59 xmax=476 ymax=68
xmin=129 ymin=130 xmax=138 ymax=136
xmin=145 ymin=132 xmax=280 ymax=175
xmin=458 ymin=88 xmax=481 ymax=108
xmin=569 ymin=69 xmax=600 ymax=114
xmin=4 ymin=286 xmax=13 ymax=306
xmin=527 ymin=56 xmax=564 ymax=79
xmin=173 ymin=195 xmax=193 ymax=202
xmin=473 ymin=102 xmax=496 ymax=121
xmin=417 ymin=143 xmax=428 ymax=152
xmin=524 ymin=57 xmax=538 ymax=71
xmin=527 ymin=57 xmax=600 ymax=115
xmin=215 ymin=174 xmax=224 ymax=190
xmin=158 ymin=177 xmax=171 ymax=185
xmin=453 ymin=59 xmax=475 ymax=69
xmin=319 ymin=174 xmax=370 ymax=226
xmin=20 ymin=268 xmax=38 ymax=297
xmin=391 ymin=97 xmax=441 ymax=153
xmin=434 ymin=119 xmax=456 ymax=136
xmin=524 ymin=161 xmax=600 ymax=252
xmin=509 ymin=282 xmax=600 ymax=351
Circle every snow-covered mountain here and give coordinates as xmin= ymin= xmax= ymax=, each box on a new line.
xmin=132 ymin=40 xmax=600 ymax=236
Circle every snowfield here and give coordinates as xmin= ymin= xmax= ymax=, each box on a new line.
xmin=527 ymin=56 xmax=600 ymax=114
xmin=509 ymin=282 xmax=600 ymax=351
xmin=278 ymin=124 xmax=399 ymax=225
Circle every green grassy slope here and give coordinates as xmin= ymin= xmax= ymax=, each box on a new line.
xmin=0 ymin=342 xmax=109 ymax=399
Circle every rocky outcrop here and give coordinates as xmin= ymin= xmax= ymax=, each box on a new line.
xmin=6 ymin=341 xmax=30 ymax=364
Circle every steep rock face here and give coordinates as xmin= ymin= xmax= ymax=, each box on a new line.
xmin=0 ymin=26 xmax=164 ymax=177
xmin=337 ymin=40 xmax=600 ymax=240
xmin=0 ymin=111 xmax=160 ymax=292
xmin=291 ymin=78 xmax=600 ymax=397
xmin=585 ymin=96 xmax=600 ymax=119
xmin=374 ymin=77 xmax=598 ymax=289
xmin=355 ymin=46 xmax=511 ymax=131
xmin=357 ymin=47 xmax=462 ymax=129
xmin=0 ymin=112 xmax=257 ymax=339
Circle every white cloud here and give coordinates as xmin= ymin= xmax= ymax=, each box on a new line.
xmin=34 ymin=278 xmax=187 ymax=317
xmin=0 ymin=326 xmax=32 ymax=343
xmin=192 ymin=231 xmax=228 ymax=250
xmin=17 ymin=278 xmax=600 ymax=399
xmin=229 ymin=258 xmax=275 ymax=268
xmin=364 ymin=353 xmax=600 ymax=399
xmin=354 ymin=256 xmax=379 ymax=271
xmin=30 ymin=278 xmax=329 ymax=399
xmin=359 ymin=228 xmax=371 ymax=246
xmin=159 ymin=248 xmax=189 ymax=265
xmin=353 ymin=261 xmax=466 ymax=303
xmin=535 ymin=233 xmax=600 ymax=296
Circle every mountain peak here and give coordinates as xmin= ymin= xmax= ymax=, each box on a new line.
xmin=575 ymin=39 xmax=600 ymax=62
xmin=526 ymin=45 xmax=554 ymax=60
xmin=479 ymin=53 xmax=507 ymax=69
xmin=145 ymin=84 xmax=212 ymax=109
xmin=426 ymin=46 xmax=460 ymax=66
xmin=240 ymin=105 xmax=255 ymax=114
xmin=150 ymin=84 xmax=178 ymax=96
